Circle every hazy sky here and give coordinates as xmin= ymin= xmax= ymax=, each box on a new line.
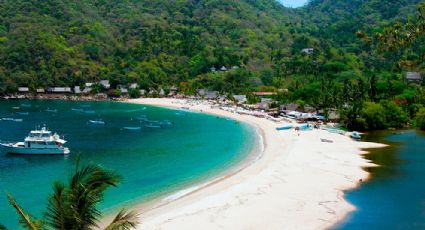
xmin=279 ymin=0 xmax=309 ymax=8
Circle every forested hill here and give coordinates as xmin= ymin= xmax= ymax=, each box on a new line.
xmin=299 ymin=0 xmax=423 ymax=47
xmin=0 ymin=0 xmax=297 ymax=91
xmin=0 ymin=0 xmax=422 ymax=98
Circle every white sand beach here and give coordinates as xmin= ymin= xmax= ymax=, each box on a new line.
xmin=126 ymin=98 xmax=386 ymax=230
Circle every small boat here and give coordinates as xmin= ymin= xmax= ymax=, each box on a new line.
xmin=13 ymin=119 xmax=23 ymax=122
xmin=351 ymin=131 xmax=361 ymax=140
xmin=123 ymin=126 xmax=142 ymax=131
xmin=46 ymin=108 xmax=57 ymax=113
xmin=145 ymin=124 xmax=161 ymax=129
xmin=84 ymin=110 xmax=96 ymax=114
xmin=89 ymin=119 xmax=107 ymax=125
xmin=71 ymin=108 xmax=84 ymax=112
xmin=16 ymin=112 xmax=29 ymax=116
xmin=20 ymin=103 xmax=31 ymax=108
xmin=1 ymin=118 xmax=15 ymax=121
xmin=159 ymin=120 xmax=174 ymax=126
xmin=276 ymin=124 xmax=293 ymax=131
xmin=135 ymin=115 xmax=148 ymax=121
xmin=320 ymin=138 xmax=334 ymax=143
xmin=0 ymin=126 xmax=69 ymax=155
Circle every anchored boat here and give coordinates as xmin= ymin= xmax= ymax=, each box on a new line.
xmin=1 ymin=126 xmax=70 ymax=155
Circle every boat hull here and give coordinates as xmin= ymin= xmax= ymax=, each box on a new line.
xmin=1 ymin=144 xmax=69 ymax=155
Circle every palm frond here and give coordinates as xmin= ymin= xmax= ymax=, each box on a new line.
xmin=45 ymin=182 xmax=71 ymax=230
xmin=103 ymin=209 xmax=139 ymax=230
xmin=7 ymin=193 xmax=43 ymax=230
xmin=0 ymin=223 xmax=7 ymax=230
xmin=67 ymin=164 xmax=121 ymax=229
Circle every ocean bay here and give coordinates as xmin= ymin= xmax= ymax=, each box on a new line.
xmin=0 ymin=100 xmax=256 ymax=228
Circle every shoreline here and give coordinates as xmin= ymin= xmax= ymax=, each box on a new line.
xmin=120 ymin=98 xmax=386 ymax=230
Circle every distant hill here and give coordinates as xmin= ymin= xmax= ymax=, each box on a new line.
xmin=0 ymin=0 xmax=422 ymax=94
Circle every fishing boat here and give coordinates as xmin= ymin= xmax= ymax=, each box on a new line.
xmin=16 ymin=112 xmax=29 ymax=115
xmin=123 ymin=126 xmax=142 ymax=131
xmin=276 ymin=124 xmax=293 ymax=131
xmin=351 ymin=131 xmax=361 ymax=140
xmin=84 ymin=110 xmax=96 ymax=114
xmin=0 ymin=126 xmax=69 ymax=155
xmin=46 ymin=108 xmax=57 ymax=113
xmin=89 ymin=119 xmax=107 ymax=125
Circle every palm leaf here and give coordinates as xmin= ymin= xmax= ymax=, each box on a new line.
xmin=67 ymin=164 xmax=121 ymax=229
xmin=7 ymin=193 xmax=42 ymax=230
xmin=103 ymin=209 xmax=139 ymax=230
xmin=0 ymin=223 xmax=7 ymax=230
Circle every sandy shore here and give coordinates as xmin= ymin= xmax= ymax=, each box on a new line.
xmin=125 ymin=98 xmax=386 ymax=230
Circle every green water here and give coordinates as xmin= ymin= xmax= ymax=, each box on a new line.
xmin=0 ymin=100 xmax=257 ymax=228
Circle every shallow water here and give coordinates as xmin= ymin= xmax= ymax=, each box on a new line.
xmin=0 ymin=100 xmax=256 ymax=228
xmin=335 ymin=130 xmax=425 ymax=229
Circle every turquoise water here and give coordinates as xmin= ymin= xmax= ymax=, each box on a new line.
xmin=0 ymin=100 xmax=256 ymax=228
xmin=335 ymin=130 xmax=425 ymax=229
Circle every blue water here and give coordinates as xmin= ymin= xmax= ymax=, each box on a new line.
xmin=0 ymin=100 xmax=256 ymax=228
xmin=336 ymin=130 xmax=425 ymax=229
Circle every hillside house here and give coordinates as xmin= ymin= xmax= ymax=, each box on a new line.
xmin=405 ymin=72 xmax=422 ymax=84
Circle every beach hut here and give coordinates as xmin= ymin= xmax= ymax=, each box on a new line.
xmin=36 ymin=88 xmax=45 ymax=93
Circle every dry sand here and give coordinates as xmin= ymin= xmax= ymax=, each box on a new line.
xmin=125 ymin=98 xmax=386 ymax=230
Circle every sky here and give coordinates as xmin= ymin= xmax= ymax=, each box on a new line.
xmin=279 ymin=0 xmax=309 ymax=8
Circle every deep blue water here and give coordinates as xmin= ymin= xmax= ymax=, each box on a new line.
xmin=0 ymin=100 xmax=256 ymax=228
xmin=336 ymin=130 xmax=425 ymax=229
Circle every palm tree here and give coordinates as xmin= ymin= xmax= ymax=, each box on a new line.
xmin=4 ymin=158 xmax=139 ymax=230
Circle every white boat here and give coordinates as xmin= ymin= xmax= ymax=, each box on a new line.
xmin=145 ymin=124 xmax=161 ymax=129
xmin=123 ymin=126 xmax=141 ymax=131
xmin=0 ymin=127 xmax=69 ymax=155
xmin=46 ymin=108 xmax=57 ymax=113
xmin=89 ymin=119 xmax=107 ymax=125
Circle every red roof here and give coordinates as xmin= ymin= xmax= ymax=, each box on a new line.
xmin=253 ymin=92 xmax=276 ymax=96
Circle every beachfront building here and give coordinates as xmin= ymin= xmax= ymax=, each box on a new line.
xmin=405 ymin=72 xmax=422 ymax=84
xmin=118 ymin=85 xmax=128 ymax=94
xmin=18 ymin=87 xmax=29 ymax=93
xmin=36 ymin=88 xmax=45 ymax=93
xmin=99 ymin=80 xmax=110 ymax=89
xmin=205 ymin=91 xmax=219 ymax=100
xmin=233 ymin=95 xmax=247 ymax=104
xmin=73 ymin=86 xmax=82 ymax=94
xmin=47 ymin=87 xmax=72 ymax=93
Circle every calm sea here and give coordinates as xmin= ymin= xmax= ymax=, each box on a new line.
xmin=335 ymin=130 xmax=425 ymax=229
xmin=0 ymin=100 xmax=257 ymax=228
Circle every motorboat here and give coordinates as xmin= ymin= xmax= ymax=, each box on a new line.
xmin=1 ymin=126 xmax=69 ymax=155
